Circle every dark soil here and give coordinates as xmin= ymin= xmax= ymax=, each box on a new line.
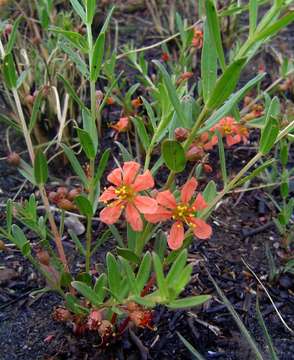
xmin=0 ymin=2 xmax=294 ymax=360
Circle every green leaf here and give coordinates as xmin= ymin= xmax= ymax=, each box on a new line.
xmin=256 ymin=298 xmax=279 ymax=360
xmin=205 ymin=0 xmax=226 ymax=71
xmin=0 ymin=113 xmax=20 ymax=131
xmin=132 ymin=295 xmax=156 ymax=308
xmin=57 ymin=74 xmax=87 ymax=111
xmin=3 ymin=53 xmax=17 ymax=89
xmin=216 ymin=131 xmax=227 ymax=186
xmin=71 ymin=281 xmax=101 ymax=306
xmin=177 ymin=332 xmax=206 ymax=360
xmin=6 ymin=200 xmax=13 ymax=234
xmin=201 ymin=20 xmax=217 ymax=103
xmin=6 ymin=16 xmax=21 ymax=54
xmin=117 ymin=247 xmax=140 ymax=264
xmin=34 ymin=151 xmax=48 ymax=185
xmin=206 ymin=58 xmax=247 ymax=110
xmin=100 ymin=6 xmax=115 ymax=33
xmin=153 ymin=252 xmax=169 ymax=300
xmin=115 ymin=141 xmax=133 ymax=161
xmin=68 ymin=229 xmax=86 ymax=256
xmin=153 ymin=60 xmax=189 ymax=127
xmin=132 ymin=117 xmax=150 ymax=151
xmin=154 ymin=231 xmax=167 ymax=262
xmin=259 ymin=117 xmax=279 ymax=154
xmin=62 ymin=42 xmax=89 ymax=77
xmin=93 ymin=148 xmax=110 ymax=187
xmin=90 ymin=32 xmax=105 ymax=81
xmin=69 ymin=0 xmax=86 ymax=22
xmin=86 ymin=0 xmax=96 ymax=24
xmin=120 ymin=257 xmax=139 ymax=295
xmin=108 ymin=225 xmax=124 ymax=248
xmin=51 ymin=27 xmax=88 ymax=52
xmin=172 ymin=264 xmax=193 ymax=297
xmin=29 ymin=90 xmax=43 ymax=132
xmin=168 ymin=295 xmax=211 ymax=309
xmin=106 ymin=253 xmax=121 ymax=300
xmin=162 ymin=140 xmax=186 ymax=173
xmin=166 ymin=249 xmax=187 ymax=283
xmin=65 ymin=294 xmax=89 ymax=315
xmin=249 ymin=0 xmax=258 ymax=37
xmin=11 ymin=225 xmax=28 ymax=252
xmin=207 ymin=270 xmax=264 ymax=360
xmin=254 ymin=11 xmax=294 ymax=43
xmin=74 ymin=195 xmax=93 ymax=217
xmin=76 ymin=128 xmax=96 ymax=159
xmin=201 ymin=73 xmax=265 ymax=132
xmin=62 ymin=145 xmax=89 ymax=187
xmin=136 ymin=251 xmax=152 ymax=293
xmin=236 ymin=159 xmax=276 ymax=186
xmin=94 ymin=273 xmax=107 ymax=303
xmin=82 ymin=109 xmax=98 ymax=151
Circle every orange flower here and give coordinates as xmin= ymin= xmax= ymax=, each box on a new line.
xmin=197 ymin=132 xmax=218 ymax=151
xmin=99 ymin=162 xmax=157 ymax=232
xmin=161 ymin=52 xmax=170 ymax=62
xmin=192 ymin=28 xmax=203 ymax=49
xmin=110 ymin=117 xmax=130 ymax=139
xmin=131 ymin=97 xmax=142 ymax=109
xmin=145 ymin=177 xmax=212 ymax=250
xmin=106 ymin=96 xmax=115 ymax=105
xmin=211 ymin=116 xmax=247 ymax=147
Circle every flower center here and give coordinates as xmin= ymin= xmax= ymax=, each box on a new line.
xmin=172 ymin=204 xmax=194 ymax=222
xmin=115 ymin=185 xmax=134 ymax=201
xmin=223 ymin=125 xmax=232 ymax=135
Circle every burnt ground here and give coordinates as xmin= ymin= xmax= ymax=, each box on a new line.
xmin=0 ymin=2 xmax=294 ymax=360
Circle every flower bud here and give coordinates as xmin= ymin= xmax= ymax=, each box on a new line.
xmin=4 ymin=23 xmax=12 ymax=36
xmin=6 ymin=152 xmax=20 ymax=167
xmin=174 ymin=127 xmax=189 ymax=142
xmin=203 ymin=164 xmax=213 ymax=173
xmin=186 ymin=145 xmax=204 ymax=161
xmin=106 ymin=97 xmax=115 ymax=105
xmin=97 ymin=320 xmax=113 ymax=337
xmin=25 ymin=94 xmax=35 ymax=105
xmin=87 ymin=310 xmax=102 ymax=330
xmin=58 ymin=198 xmax=76 ymax=211
xmin=52 ymin=307 xmax=71 ymax=322
xmin=67 ymin=188 xmax=81 ymax=201
xmin=36 ymin=249 xmax=50 ymax=266
xmin=48 ymin=191 xmax=59 ymax=203
xmin=0 ymin=240 xmax=6 ymax=251
xmin=161 ymin=52 xmax=170 ymax=62
xmin=57 ymin=186 xmax=68 ymax=197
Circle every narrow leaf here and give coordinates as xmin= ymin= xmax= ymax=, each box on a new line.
xmin=34 ymin=151 xmax=48 ymax=185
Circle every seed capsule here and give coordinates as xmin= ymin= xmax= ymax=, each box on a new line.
xmin=6 ymin=152 xmax=20 ymax=167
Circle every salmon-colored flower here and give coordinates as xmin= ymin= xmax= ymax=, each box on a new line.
xmin=110 ymin=117 xmax=130 ymax=139
xmin=99 ymin=162 xmax=157 ymax=232
xmin=106 ymin=96 xmax=115 ymax=105
xmin=211 ymin=116 xmax=249 ymax=147
xmin=145 ymin=177 xmax=212 ymax=250
xmin=197 ymin=131 xmax=218 ymax=151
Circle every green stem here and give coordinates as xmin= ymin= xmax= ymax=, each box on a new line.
xmin=85 ymin=216 xmax=92 ymax=273
xmin=135 ymin=223 xmax=153 ymax=256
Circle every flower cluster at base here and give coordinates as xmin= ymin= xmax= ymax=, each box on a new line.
xmin=99 ymin=161 xmax=212 ymax=250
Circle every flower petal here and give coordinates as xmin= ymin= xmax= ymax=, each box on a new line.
xmin=192 ymin=193 xmax=207 ymax=211
xmin=99 ymin=186 xmax=117 ymax=203
xmin=181 ymin=177 xmax=198 ymax=203
xmin=226 ymin=134 xmax=239 ymax=147
xmin=125 ymin=203 xmax=143 ymax=232
xmin=132 ymin=170 xmax=154 ymax=191
xmin=157 ymin=190 xmax=177 ymax=209
xmin=167 ymin=221 xmax=184 ymax=250
xmin=123 ymin=161 xmax=140 ymax=184
xmin=133 ymin=195 xmax=158 ymax=214
xmin=191 ymin=218 xmax=212 ymax=239
xmin=107 ymin=168 xmax=122 ymax=186
xmin=144 ymin=206 xmax=172 ymax=223
xmin=100 ymin=204 xmax=122 ymax=225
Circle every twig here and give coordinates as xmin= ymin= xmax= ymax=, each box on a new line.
xmin=241 ymin=258 xmax=294 ymax=334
